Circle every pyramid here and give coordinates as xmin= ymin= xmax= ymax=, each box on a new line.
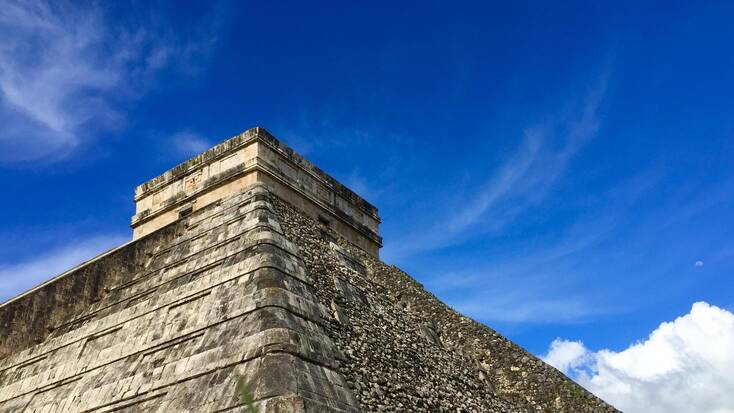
xmin=0 ymin=127 xmax=619 ymax=412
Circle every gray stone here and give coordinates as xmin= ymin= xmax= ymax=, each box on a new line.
xmin=0 ymin=128 xmax=620 ymax=413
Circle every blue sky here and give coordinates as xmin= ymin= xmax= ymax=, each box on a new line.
xmin=1 ymin=2 xmax=734 ymax=410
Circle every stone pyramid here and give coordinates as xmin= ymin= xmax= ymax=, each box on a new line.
xmin=0 ymin=127 xmax=619 ymax=412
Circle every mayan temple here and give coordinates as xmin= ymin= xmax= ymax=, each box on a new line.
xmin=0 ymin=127 xmax=618 ymax=412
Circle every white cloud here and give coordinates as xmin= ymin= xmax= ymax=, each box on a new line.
xmin=695 ymin=260 xmax=704 ymax=267
xmin=385 ymin=73 xmax=609 ymax=260
xmin=170 ymin=131 xmax=212 ymax=157
xmin=447 ymin=75 xmax=607 ymax=236
xmin=0 ymin=234 xmax=127 ymax=303
xmin=543 ymin=302 xmax=734 ymax=413
xmin=544 ymin=339 xmax=594 ymax=373
xmin=0 ymin=0 xmax=222 ymax=163
xmin=341 ymin=168 xmax=385 ymax=203
xmin=449 ymin=293 xmax=612 ymax=324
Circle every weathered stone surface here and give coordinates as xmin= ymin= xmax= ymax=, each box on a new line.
xmin=131 ymin=127 xmax=381 ymax=256
xmin=271 ymin=195 xmax=619 ymax=413
xmin=0 ymin=128 xmax=620 ymax=412
xmin=1 ymin=185 xmax=359 ymax=412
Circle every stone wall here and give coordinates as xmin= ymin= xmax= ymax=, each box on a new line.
xmin=271 ymin=194 xmax=620 ymax=413
xmin=0 ymin=181 xmax=620 ymax=412
xmin=0 ymin=227 xmax=177 ymax=360
xmin=131 ymin=127 xmax=382 ymax=256
xmin=0 ymin=185 xmax=360 ymax=412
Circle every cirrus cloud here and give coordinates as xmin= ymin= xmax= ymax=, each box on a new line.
xmin=0 ymin=233 xmax=127 ymax=303
xmin=170 ymin=130 xmax=213 ymax=157
xmin=0 ymin=0 xmax=223 ymax=164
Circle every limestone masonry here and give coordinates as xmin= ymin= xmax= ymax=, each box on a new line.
xmin=0 ymin=127 xmax=619 ymax=412
xmin=131 ymin=127 xmax=381 ymax=256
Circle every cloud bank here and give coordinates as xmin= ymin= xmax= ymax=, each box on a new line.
xmin=543 ymin=302 xmax=734 ymax=413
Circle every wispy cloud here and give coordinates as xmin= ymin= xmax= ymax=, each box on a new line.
xmin=0 ymin=0 xmax=224 ymax=164
xmin=273 ymin=117 xmax=409 ymax=205
xmin=447 ymin=95 xmax=601 ymax=233
xmin=0 ymin=233 xmax=127 ymax=303
xmin=450 ymin=294 xmax=613 ymax=324
xmin=170 ymin=131 xmax=212 ymax=157
xmin=340 ymin=168 xmax=388 ymax=203
xmin=421 ymin=205 xmax=623 ymax=324
xmin=385 ymin=74 xmax=608 ymax=259
xmin=420 ymin=171 xmax=673 ymax=324
xmin=424 ymin=163 xmax=734 ymax=325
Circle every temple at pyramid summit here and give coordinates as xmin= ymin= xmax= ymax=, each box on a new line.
xmin=0 ymin=127 xmax=619 ymax=412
